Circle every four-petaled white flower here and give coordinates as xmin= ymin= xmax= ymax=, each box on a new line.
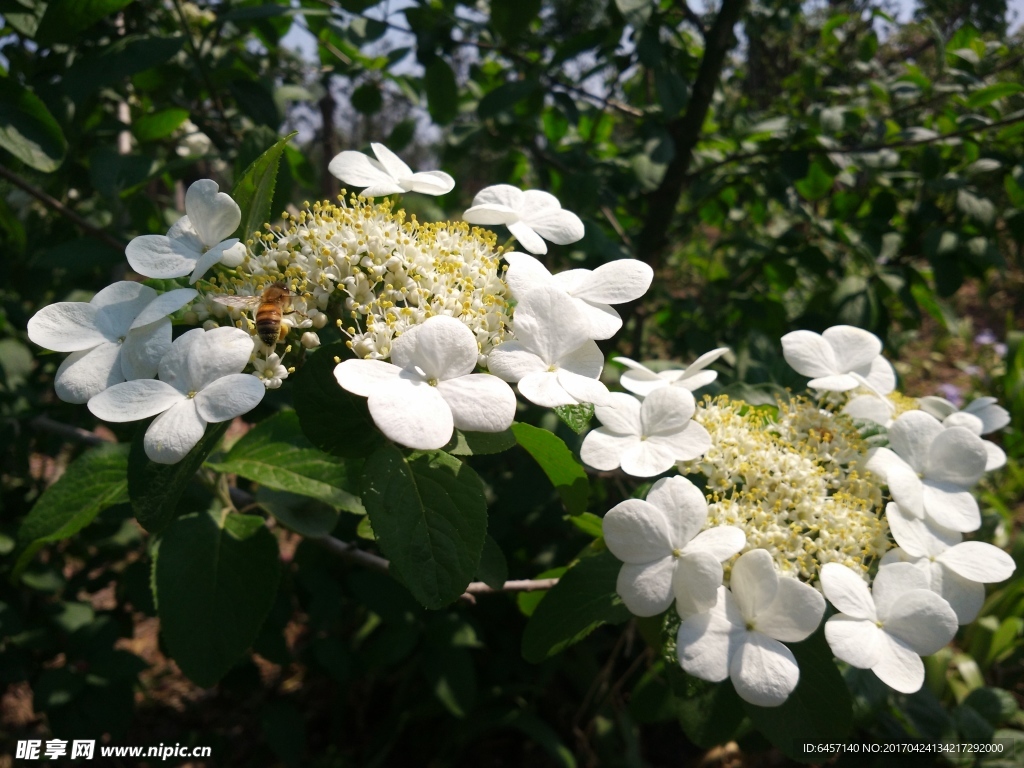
xmin=328 ymin=143 xmax=455 ymax=197
xmin=821 ymin=562 xmax=958 ymax=694
xmin=87 ymin=327 xmax=266 ymax=464
xmin=27 ymin=281 xmax=197 ymax=404
xmin=335 ymin=315 xmax=516 ymax=451
xmin=486 ymin=285 xmax=611 ymax=408
xmin=842 ymin=393 xmax=894 ymax=427
xmin=503 ymin=252 xmax=653 ymax=339
xmin=463 ymin=185 xmax=584 ymax=255
xmin=882 ymin=502 xmax=1015 ymax=624
xmin=254 ymin=353 xmax=288 ymax=389
xmin=580 ymin=388 xmax=711 ymax=477
xmin=126 ymin=179 xmax=246 ymax=285
xmin=676 ymin=549 xmax=826 ymax=707
xmin=615 ymin=349 xmax=730 ymax=397
xmin=919 ymin=395 xmax=1010 ymax=471
xmin=603 ymin=476 xmax=745 ymax=617
xmin=865 ymin=410 xmax=988 ymax=532
xmin=781 ymin=325 xmax=895 ymax=395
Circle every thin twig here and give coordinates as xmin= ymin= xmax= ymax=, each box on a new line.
xmin=0 ymin=165 xmax=127 ymax=252
xmin=30 ymin=416 xmax=116 ymax=446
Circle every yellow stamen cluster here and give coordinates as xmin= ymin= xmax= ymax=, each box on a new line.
xmin=679 ymin=396 xmax=890 ymax=585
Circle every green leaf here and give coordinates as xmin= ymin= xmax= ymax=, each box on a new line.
xmin=256 ymin=488 xmax=341 ymax=539
xmin=154 ymin=510 xmax=280 ymax=687
xmin=743 ymin=628 xmax=853 ymax=761
xmin=521 ymin=548 xmax=629 ymax=663
xmin=361 ymin=445 xmax=487 ymax=609
xmin=615 ymin=0 xmax=653 ymax=27
xmin=232 ymin=131 xmax=297 ymax=241
xmin=965 ymin=82 xmax=1024 ymax=108
xmin=62 ymin=35 xmax=185 ymax=104
xmin=491 ymin=0 xmax=540 ymax=39
xmin=18 ymin=443 xmax=128 ymax=544
xmin=351 ymin=82 xmax=383 ymax=114
xmin=35 ymin=0 xmax=134 ymax=46
xmin=478 ymin=79 xmax=540 ymax=120
xmin=128 ymin=421 xmax=230 ymax=534
xmin=672 ymin=671 xmax=746 ymax=748
xmin=0 ymin=78 xmax=67 ymax=172
xmin=568 ymin=512 xmax=604 ymax=538
xmin=424 ymin=58 xmax=458 ymax=125
xmin=133 ymin=108 xmax=190 ymax=142
xmin=511 ymin=423 xmax=589 ymax=515
xmin=293 ymin=341 xmax=379 ymax=459
xmin=553 ymin=403 xmax=594 ymax=435
xmin=476 ymin=535 xmax=508 ymax=590
xmin=207 ymin=411 xmax=363 ymax=514
xmin=444 ymin=428 xmax=516 ymax=456
xmin=795 ymin=162 xmax=834 ymax=202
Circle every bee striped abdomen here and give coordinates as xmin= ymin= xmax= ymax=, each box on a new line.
xmin=255 ymin=305 xmax=283 ymax=347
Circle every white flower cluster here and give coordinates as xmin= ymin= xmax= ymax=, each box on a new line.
xmin=598 ymin=324 xmax=1014 ymax=708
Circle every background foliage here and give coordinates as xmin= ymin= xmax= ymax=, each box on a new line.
xmin=1 ymin=0 xmax=1022 ymax=764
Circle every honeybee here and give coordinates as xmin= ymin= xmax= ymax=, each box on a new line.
xmin=210 ymin=282 xmax=293 ymax=347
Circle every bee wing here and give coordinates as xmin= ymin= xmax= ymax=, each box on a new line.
xmin=209 ymin=294 xmax=261 ymax=309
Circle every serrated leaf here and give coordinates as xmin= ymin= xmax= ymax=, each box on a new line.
xmin=232 ymin=131 xmax=297 ymax=241
xmin=207 ymin=411 xmax=363 ymax=514
xmin=35 ymin=0 xmax=134 ymax=46
xmin=16 ymin=444 xmax=129 ymax=573
xmin=521 ymin=548 xmax=629 ymax=663
xmin=511 ymin=423 xmax=589 ymax=515
xmin=293 ymin=341 xmax=380 ymax=459
xmin=361 ymin=445 xmax=487 ymax=609
xmin=0 ymin=78 xmax=67 ymax=172
xmin=553 ymin=403 xmax=594 ymax=435
xmin=154 ymin=510 xmax=280 ymax=687
xmin=128 ymin=421 xmax=230 ymax=534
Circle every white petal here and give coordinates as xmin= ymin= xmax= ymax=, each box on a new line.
xmin=686 ymin=526 xmax=746 ymax=562
xmin=645 ymin=475 xmax=709 ymax=545
xmin=405 ymin=170 xmax=455 ymax=195
xmin=619 ymin=440 xmax=678 ymax=477
xmin=462 ymin=202 xmax=520 ymax=226
xmin=931 ymin=565 xmax=986 ymax=624
xmin=593 ymin=392 xmax=643 ymax=434
xmin=334 ymin=359 xmax=402 ymax=397
xmin=358 ymin=180 xmax=407 ymax=197
xmin=677 ymin=370 xmax=718 ymax=391
xmin=158 ymin=328 xmax=204 ymax=392
xmin=684 ymin=348 xmax=730 ymax=376
xmin=964 ymin=399 xmax=1010 ymax=434
xmin=511 ymin=285 xmax=595 ymax=364
xmin=781 ymin=330 xmax=839 ymax=378
xmin=889 ymin=410 xmax=944 ymax=474
xmin=580 ymin=429 xmax=638 ymax=471
xmin=194 ymin=373 xmax=266 ymax=422
xmin=329 ymin=151 xmax=395 ymax=191
xmin=189 ymin=238 xmax=241 ymax=284
xmin=619 ymin=371 xmax=670 ymax=397
xmin=559 ymin=340 xmax=605 ymax=378
xmin=368 ymin=380 xmax=453 ymax=450
xmin=189 ymin=327 xmax=255 ymax=390
xmin=144 ymin=399 xmax=207 ymax=464
xmin=822 ymin=325 xmax=882 ymax=372
xmin=807 ymin=374 xmax=860 ymax=391
xmin=219 ymin=241 xmax=247 ymax=267
xmin=677 ymin=587 xmax=742 ymax=682
xmin=370 ymin=142 xmax=412 ymax=180
xmin=925 ymin=427 xmax=988 ymax=487
xmin=922 ymin=481 xmax=981 ymax=532
xmin=603 ymin=498 xmax=675 ymax=563
xmin=517 ymin=370 xmax=576 ymax=407
xmin=640 ymin=387 xmax=696 ymax=435
xmin=883 ymin=589 xmax=958 ymax=655
xmin=982 ymin=441 xmax=1007 ymax=471
xmin=485 ymin=342 xmax=545 ymax=382
xmin=871 ymin=633 xmax=926 ymax=693
xmin=507 ymin=220 xmax=547 ymax=254
xmin=568 ymin=260 xmax=653 ymax=304
xmin=672 ymin=551 xmax=724 ymax=618
xmin=522 ymin=201 xmax=584 ymax=245
xmin=616 ymin=558 xmax=677 ymax=617
xmin=820 ymin=563 xmax=877 ymax=621
xmin=867 ymin=448 xmax=924 ymax=516
xmin=556 ymin=368 xmax=611 ymax=406
xmin=573 ymin=300 xmax=622 ymax=340
xmin=885 ymin=502 xmax=960 ymax=559
xmin=130 ymin=288 xmax=198 ymax=330
xmin=730 ymin=631 xmax=800 ymax=707
xmin=937 ymin=541 xmax=1015 ymax=584
xmin=825 ymin=616 xmax=883 ymax=668
xmin=54 ymin=343 xmax=124 ymax=403
xmin=88 ymin=379 xmax=183 ymax=422
xmin=843 ymin=394 xmax=893 ymax=425
xmin=503 ymin=251 xmax=553 ymax=298
xmin=944 ymin=410 xmax=984 ymax=435
xmin=120 ymin=319 xmax=172 ymax=380
xmin=730 ymin=550 xmax=779 ymax=622
xmin=650 ymin=423 xmax=712 ymax=462
xmin=872 ymin=562 xmax=930 ymax=617
xmin=860 ymin=356 xmax=897 ymax=394
xmin=470 ymin=184 xmax=524 ymax=210
xmin=919 ymin=396 xmax=958 ymax=420
xmin=125 ymin=234 xmax=198 ymax=279
xmin=185 ymin=179 xmax=241 ymax=246
xmin=756 ymin=577 xmax=825 ymax=642
xmin=28 ymin=302 xmax=106 ymax=351
xmin=90 ymin=280 xmax=157 ymax=314
xmin=391 ymin=315 xmax=478 ymax=380
xmin=436 ymin=374 xmax=516 ymax=432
